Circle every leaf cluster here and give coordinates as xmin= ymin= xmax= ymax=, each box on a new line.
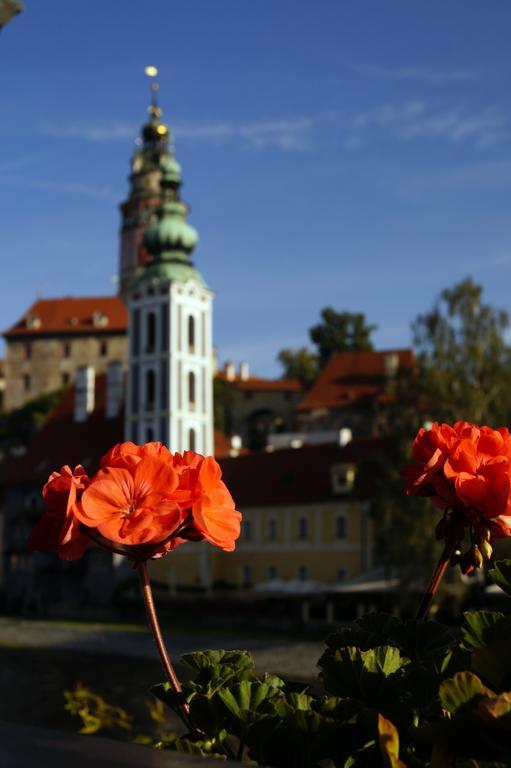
xmin=151 ymin=562 xmax=511 ymax=767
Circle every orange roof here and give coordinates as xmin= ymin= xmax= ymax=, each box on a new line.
xmin=216 ymin=372 xmax=302 ymax=392
xmin=297 ymin=349 xmax=414 ymax=412
xmin=4 ymin=296 xmax=128 ymax=338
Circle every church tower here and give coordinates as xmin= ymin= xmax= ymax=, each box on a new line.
xmin=118 ymin=76 xmax=170 ymax=295
xmin=124 ymin=80 xmax=214 ymax=456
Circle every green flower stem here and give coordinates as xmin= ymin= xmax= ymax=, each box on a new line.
xmin=137 ymin=561 xmax=194 ymax=732
xmin=416 ymin=521 xmax=463 ymax=621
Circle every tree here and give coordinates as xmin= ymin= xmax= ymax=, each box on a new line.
xmin=310 ymin=308 xmax=376 ymax=368
xmin=412 ymin=276 xmax=511 ymax=426
xmin=277 ymin=308 xmax=376 ymax=381
xmin=276 ymin=347 xmax=318 ymax=386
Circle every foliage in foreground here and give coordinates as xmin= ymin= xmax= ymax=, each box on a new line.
xmin=68 ymin=561 xmax=511 ymax=767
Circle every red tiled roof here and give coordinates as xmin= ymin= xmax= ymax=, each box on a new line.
xmin=219 ymin=438 xmax=393 ymax=505
xmin=4 ymin=296 xmax=127 ymax=338
xmin=216 ymin=372 xmax=302 ymax=392
xmin=297 ymin=349 xmax=414 ymax=412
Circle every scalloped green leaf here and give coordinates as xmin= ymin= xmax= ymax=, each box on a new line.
xmin=472 ymin=634 xmax=511 ymax=692
xmin=180 ymin=649 xmax=254 ymax=674
xmin=460 ymin=610 xmax=510 ymax=650
xmin=439 ymin=672 xmax=493 ymax=714
xmin=325 ymin=613 xmax=401 ymax=653
xmin=392 ymin=619 xmax=453 ymax=665
xmin=488 ymin=559 xmax=511 ymax=597
xmin=216 ymin=679 xmax=282 ymax=727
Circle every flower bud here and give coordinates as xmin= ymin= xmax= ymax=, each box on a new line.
xmin=472 ymin=545 xmax=484 ymax=569
xmin=479 ymin=539 xmax=493 ymax=560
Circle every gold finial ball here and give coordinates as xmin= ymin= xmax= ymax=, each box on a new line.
xmin=145 ymin=65 xmax=158 ymax=78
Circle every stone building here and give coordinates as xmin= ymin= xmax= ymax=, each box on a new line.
xmin=3 ymin=296 xmax=127 ymax=411
xmin=216 ymin=362 xmax=303 ymax=450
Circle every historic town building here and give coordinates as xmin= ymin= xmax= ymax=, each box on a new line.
xmin=3 ymin=296 xmax=127 ymax=411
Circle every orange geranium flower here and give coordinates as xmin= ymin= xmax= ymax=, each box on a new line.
xmin=403 ymin=421 xmax=511 ymax=570
xmin=27 ymin=465 xmax=90 ymax=560
xmin=76 ymin=455 xmax=183 ymax=546
xmin=29 ymin=442 xmax=242 ymax=561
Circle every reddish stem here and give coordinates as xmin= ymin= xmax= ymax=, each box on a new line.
xmin=416 ymin=521 xmax=463 ymax=621
xmin=137 ymin=561 xmax=194 ymax=730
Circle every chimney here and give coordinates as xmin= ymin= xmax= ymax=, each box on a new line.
xmin=74 ymin=366 xmax=95 ymax=423
xmin=239 ymin=361 xmax=250 ymax=381
xmin=384 ymin=352 xmax=399 ymax=377
xmin=106 ymin=361 xmax=124 ymax=419
xmin=225 ymin=361 xmax=236 ymax=381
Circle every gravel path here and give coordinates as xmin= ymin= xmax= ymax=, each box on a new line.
xmin=0 ymin=618 xmax=323 ymax=680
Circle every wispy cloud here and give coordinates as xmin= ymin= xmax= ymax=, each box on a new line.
xmin=0 ymin=174 xmax=115 ymax=199
xmin=344 ymin=102 xmax=509 ymax=150
xmin=354 ymin=64 xmax=475 ymax=83
xmin=43 ymin=102 xmax=510 ymax=154
xmin=45 ymin=122 xmax=137 ymax=143
xmin=45 ymin=116 xmax=315 ymax=152
xmin=176 ymin=117 xmax=314 ymax=151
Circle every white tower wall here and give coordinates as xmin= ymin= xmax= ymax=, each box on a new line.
xmin=126 ymin=278 xmax=214 ymax=456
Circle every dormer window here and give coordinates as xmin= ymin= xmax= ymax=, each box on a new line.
xmin=25 ymin=315 xmax=41 ymax=329
xmin=92 ymin=311 xmax=108 ymax=328
xmin=330 ymin=463 xmax=355 ymax=494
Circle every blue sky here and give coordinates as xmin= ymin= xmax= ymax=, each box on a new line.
xmin=1 ymin=1 xmax=511 ymax=376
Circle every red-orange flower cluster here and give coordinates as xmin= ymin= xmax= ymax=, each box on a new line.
xmin=404 ymin=421 xmax=511 ymax=570
xmin=28 ymin=442 xmax=241 ymax=561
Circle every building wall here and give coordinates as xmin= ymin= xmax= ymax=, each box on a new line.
xmin=229 ymin=388 xmax=303 ymax=448
xmin=4 ymin=334 xmax=128 ymax=411
xmin=149 ymin=499 xmax=373 ymax=590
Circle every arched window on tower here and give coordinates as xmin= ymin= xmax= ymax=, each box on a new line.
xmin=146 ymin=312 xmax=156 ymax=352
xmin=146 ymin=369 xmax=156 ymax=410
xmin=188 ymin=371 xmax=196 ymax=407
xmin=189 ymin=428 xmax=196 ymax=451
xmin=188 ymin=315 xmax=195 ymax=352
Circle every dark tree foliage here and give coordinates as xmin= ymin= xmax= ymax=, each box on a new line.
xmin=0 ymin=388 xmax=63 ymax=454
xmin=276 ymin=347 xmax=318 ymax=386
xmin=412 ymin=276 xmax=511 ymax=426
xmin=310 ymin=308 xmax=377 ymax=368
xmin=277 ymin=308 xmax=376 ymax=381
xmin=213 ymin=377 xmax=234 ymax=436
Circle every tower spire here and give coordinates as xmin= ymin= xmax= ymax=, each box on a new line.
xmin=145 ymin=65 xmax=162 ymax=118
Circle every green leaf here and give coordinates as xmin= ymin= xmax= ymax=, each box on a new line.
xmin=179 ymin=649 xmax=256 ymax=693
xmin=325 ymin=613 xmax=401 ymax=653
xmin=318 ymin=645 xmax=410 ymax=725
xmin=361 ymin=646 xmax=409 ymax=677
xmin=472 ymin=634 xmax=511 ymax=692
xmin=392 ymin=619 xmax=453 ymax=665
xmin=157 ymin=734 xmax=227 ymax=759
xmin=216 ymin=679 xmax=282 ymax=728
xmin=181 ymin=649 xmax=254 ymax=675
xmin=488 ymin=559 xmax=511 ymax=597
xmin=461 ymin=610 xmax=509 ymax=650
xmin=474 ymin=691 xmax=511 ymax=730
xmin=439 ymin=671 xmax=493 ymax=714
